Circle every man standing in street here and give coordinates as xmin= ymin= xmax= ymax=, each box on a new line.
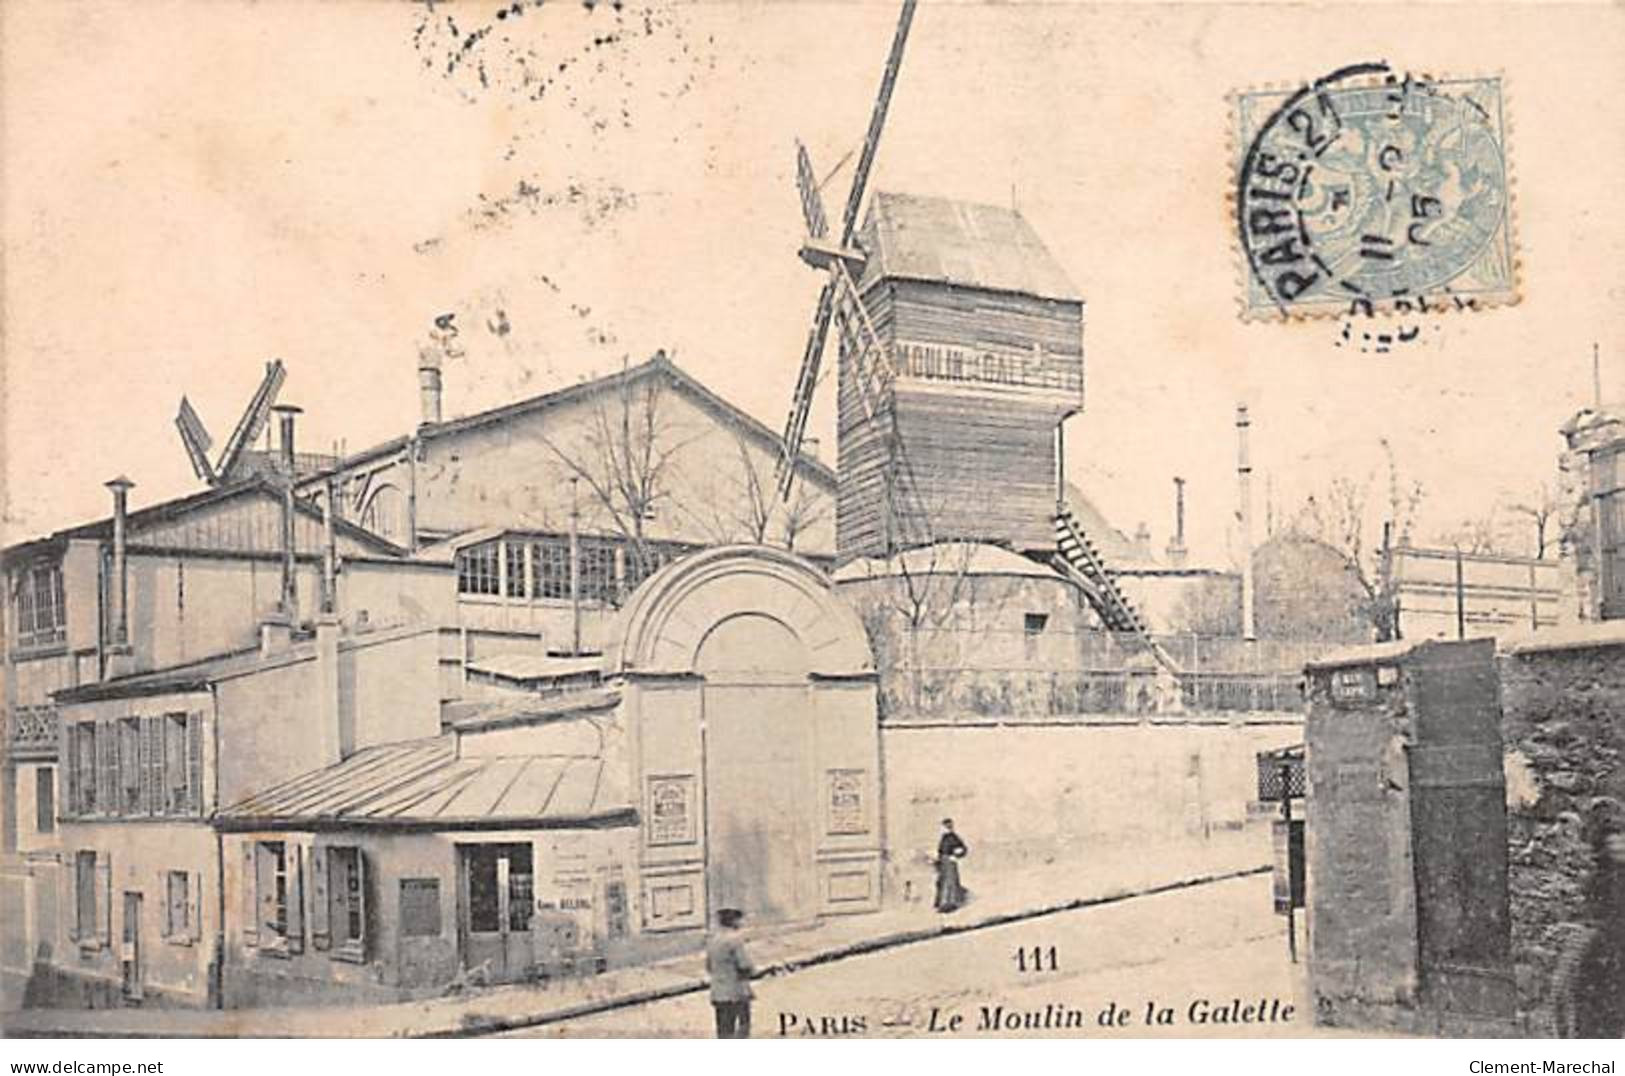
xmin=706 ymin=906 xmax=755 ymax=1038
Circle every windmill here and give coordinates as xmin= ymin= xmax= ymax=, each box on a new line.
xmin=174 ymin=359 xmax=288 ymax=487
xmin=773 ymin=0 xmax=928 ymax=555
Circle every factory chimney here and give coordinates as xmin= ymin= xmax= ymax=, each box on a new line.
xmin=1165 ymin=476 xmax=1188 ymax=568
xmin=272 ymin=404 xmax=303 ymax=630
xmin=418 ymin=348 xmax=443 ymax=427
xmin=1237 ymin=404 xmax=1255 ymax=641
xmin=104 ymin=476 xmax=135 ymax=675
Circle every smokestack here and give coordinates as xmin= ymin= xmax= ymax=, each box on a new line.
xmin=1166 ymin=476 xmax=1188 ymax=568
xmin=272 ymin=404 xmax=302 ymax=624
xmin=105 ymin=476 xmax=135 ymax=663
xmin=418 ymin=348 xmax=443 ymax=427
xmin=321 ymin=476 xmax=338 ymax=616
xmin=1237 ymin=403 xmax=1255 ymax=641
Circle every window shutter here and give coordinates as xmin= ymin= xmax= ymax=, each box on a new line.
xmin=146 ymin=718 xmax=164 ymax=815
xmin=160 ymin=871 xmax=173 ymax=938
xmin=186 ymin=712 xmax=204 ymax=814
xmin=97 ymin=720 xmax=115 ymax=815
xmin=286 ymin=845 xmax=305 ymax=954
xmin=136 ymin=718 xmax=152 ymax=815
xmin=310 ymin=845 xmax=331 ymax=951
xmin=63 ymin=860 xmax=78 ymax=942
xmin=63 ymin=728 xmax=80 ymax=819
xmin=188 ymin=871 xmax=203 ymax=943
xmin=241 ymin=843 xmax=258 ymax=947
xmin=96 ymin=855 xmax=112 ymax=946
xmin=357 ymin=848 xmax=372 ymax=960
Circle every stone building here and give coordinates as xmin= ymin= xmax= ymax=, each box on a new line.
xmin=1557 ymin=402 xmax=1625 ymax=622
xmin=297 ymin=352 xmax=836 ymax=656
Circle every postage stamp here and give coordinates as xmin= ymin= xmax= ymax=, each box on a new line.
xmin=1234 ymin=63 xmax=1516 ymax=321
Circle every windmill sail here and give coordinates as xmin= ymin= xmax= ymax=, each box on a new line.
xmin=776 ymin=0 xmax=918 ymax=501
xmin=214 ymin=359 xmax=287 ymax=482
xmin=174 ymin=396 xmax=217 ymax=485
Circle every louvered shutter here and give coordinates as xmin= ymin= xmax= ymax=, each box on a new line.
xmin=160 ymin=870 xmax=174 ymax=938
xmin=241 ymin=843 xmax=258 ymax=947
xmin=95 ymin=855 xmax=112 ymax=946
xmin=147 ymin=718 xmax=165 ymax=815
xmin=310 ymin=846 xmax=331 ymax=951
xmin=357 ymin=848 xmax=372 ymax=960
xmin=96 ymin=720 xmax=115 ymax=815
xmin=186 ymin=712 xmax=203 ymax=814
xmin=136 ymin=718 xmax=152 ymax=815
xmin=188 ymin=871 xmax=203 ymax=942
xmin=63 ymin=858 xmax=78 ymax=942
xmin=286 ymin=845 xmax=305 ymax=954
xmin=63 ymin=727 xmax=80 ymax=819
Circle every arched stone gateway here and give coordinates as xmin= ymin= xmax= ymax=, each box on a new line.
xmin=607 ymin=546 xmax=882 ymax=932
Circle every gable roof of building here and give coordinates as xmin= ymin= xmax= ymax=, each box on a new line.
xmin=3 ymin=478 xmax=407 ymax=564
xmin=305 ymin=352 xmax=837 ymax=490
xmin=859 ymin=191 xmax=1083 ymax=303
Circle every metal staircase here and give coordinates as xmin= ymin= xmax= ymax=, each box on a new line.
xmin=1052 ymin=503 xmax=1180 ymax=674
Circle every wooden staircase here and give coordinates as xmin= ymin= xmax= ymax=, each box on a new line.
xmin=1052 ymin=503 xmax=1180 ymax=675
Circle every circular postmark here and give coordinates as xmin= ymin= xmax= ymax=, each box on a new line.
xmin=1236 ymin=63 xmax=1511 ymax=318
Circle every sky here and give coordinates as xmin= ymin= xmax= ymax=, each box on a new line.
xmin=4 ymin=0 xmax=1624 ymax=565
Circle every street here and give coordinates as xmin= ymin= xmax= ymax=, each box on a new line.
xmin=511 ymin=873 xmax=1310 ymax=1038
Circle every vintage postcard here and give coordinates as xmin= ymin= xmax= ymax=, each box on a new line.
xmin=1 ymin=0 xmax=1622 ymax=1049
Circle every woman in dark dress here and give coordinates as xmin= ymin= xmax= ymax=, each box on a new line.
xmin=934 ymin=818 xmax=969 ymax=912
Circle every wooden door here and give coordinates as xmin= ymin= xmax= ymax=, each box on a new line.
xmin=1406 ymin=640 xmax=1515 ymax=1027
xmin=704 ymin=683 xmax=815 ymax=925
xmin=457 ymin=843 xmax=534 ymax=983
xmin=120 ymin=891 xmax=143 ymax=1002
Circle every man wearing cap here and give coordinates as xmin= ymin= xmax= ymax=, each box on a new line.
xmin=706 ymin=907 xmax=755 ymax=1038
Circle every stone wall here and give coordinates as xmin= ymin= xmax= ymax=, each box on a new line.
xmin=1498 ymin=627 xmax=1625 ymax=1036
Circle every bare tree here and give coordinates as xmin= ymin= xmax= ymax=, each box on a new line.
xmin=537 ymin=359 xmax=701 ymax=597
xmin=679 ymin=431 xmax=831 ymax=553
xmin=1505 ymin=480 xmax=1561 ymax=559
xmin=1285 ymin=439 xmax=1424 ymax=641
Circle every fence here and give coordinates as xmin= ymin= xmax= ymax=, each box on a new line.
xmin=879 ymin=667 xmax=1304 ymax=724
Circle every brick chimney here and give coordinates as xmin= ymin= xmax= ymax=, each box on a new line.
xmin=104 ymin=476 xmax=135 ymax=677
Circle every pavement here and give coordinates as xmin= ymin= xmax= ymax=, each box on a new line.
xmin=2 ymin=831 xmax=1270 ymax=1039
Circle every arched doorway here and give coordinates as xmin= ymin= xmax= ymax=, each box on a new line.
xmin=696 ymin=613 xmax=814 ymax=923
xmin=607 ymin=547 xmax=882 ymax=933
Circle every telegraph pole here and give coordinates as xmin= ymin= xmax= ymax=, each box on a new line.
xmin=570 ymin=477 xmax=582 ymax=656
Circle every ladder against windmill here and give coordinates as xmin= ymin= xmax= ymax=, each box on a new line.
xmin=835 ymin=192 xmax=1085 ymax=560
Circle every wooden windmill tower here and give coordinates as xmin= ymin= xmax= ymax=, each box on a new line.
xmin=777 ymin=1 xmax=1172 ymax=667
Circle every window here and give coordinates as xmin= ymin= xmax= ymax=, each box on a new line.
xmin=163 ymin=713 xmax=189 ymax=814
xmin=504 ymin=541 xmax=529 ymax=598
xmin=399 ymin=878 xmax=441 ymax=938
xmin=75 ymin=851 xmax=97 ymax=942
xmin=252 ymin=841 xmax=303 ymax=954
xmin=163 ymin=870 xmax=199 ymax=942
xmin=456 ymin=542 xmax=500 ymax=596
xmin=464 ymin=843 xmax=533 ymax=934
xmin=532 ymin=539 xmax=571 ymax=600
xmin=35 ymin=767 xmax=54 ymax=834
xmin=118 ymin=718 xmax=142 ymax=814
xmin=326 ymin=846 xmax=367 ymax=958
xmin=12 ymin=561 xmax=65 ymax=650
xmin=1024 ymin=613 xmax=1049 ymax=635
xmin=578 ymin=542 xmax=617 ymax=605
xmin=73 ymin=723 xmax=97 ymax=815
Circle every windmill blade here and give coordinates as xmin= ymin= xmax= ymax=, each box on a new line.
xmin=775 ymin=0 xmax=918 ymax=500
xmin=795 ymin=140 xmax=829 ymax=240
xmin=174 ymin=396 xmax=217 ymax=486
xmin=214 ymin=359 xmax=287 ymax=482
xmin=834 ymin=0 xmax=916 ymax=246
xmin=775 ymin=279 xmax=838 ymax=500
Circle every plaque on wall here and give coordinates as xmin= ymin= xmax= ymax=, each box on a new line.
xmin=826 ymin=769 xmax=867 ymax=835
xmin=646 ymin=775 xmax=696 ymax=846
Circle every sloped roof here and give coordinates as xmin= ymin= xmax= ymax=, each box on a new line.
xmin=1063 ymin=483 xmax=1161 ymax=569
xmin=4 ymin=478 xmax=406 ymax=562
xmin=305 ymin=352 xmax=836 ymax=490
xmin=832 ymin=541 xmax=1059 ymax=583
xmin=217 ymin=732 xmax=633 ymax=832
xmin=859 ymin=191 xmax=1082 ymax=302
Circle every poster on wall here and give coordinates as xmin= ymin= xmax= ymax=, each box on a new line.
xmin=646 ymin=775 xmax=696 ymax=846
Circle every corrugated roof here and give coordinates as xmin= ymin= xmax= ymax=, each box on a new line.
xmin=860 ymin=192 xmax=1082 ymax=302
xmin=219 ymin=733 xmax=632 ymax=831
